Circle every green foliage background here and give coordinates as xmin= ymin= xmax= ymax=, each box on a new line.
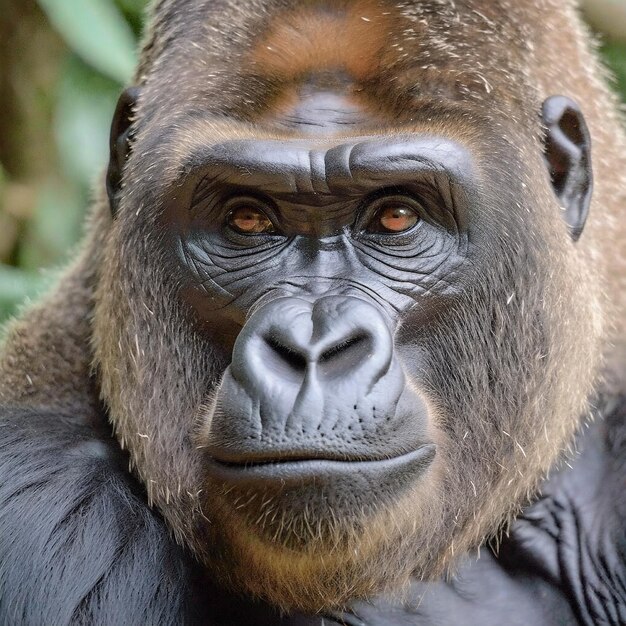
xmin=0 ymin=0 xmax=147 ymax=321
xmin=0 ymin=0 xmax=624 ymax=322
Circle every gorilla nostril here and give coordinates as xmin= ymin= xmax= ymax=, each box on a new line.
xmin=263 ymin=336 xmax=308 ymax=375
xmin=318 ymin=333 xmax=371 ymax=378
xmin=259 ymin=330 xmax=374 ymax=381
xmin=319 ymin=333 xmax=368 ymax=363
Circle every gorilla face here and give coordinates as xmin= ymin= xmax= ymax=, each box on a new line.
xmin=96 ymin=9 xmax=600 ymax=609
xmin=172 ymin=138 xmax=460 ymax=561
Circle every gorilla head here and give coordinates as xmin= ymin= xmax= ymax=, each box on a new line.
xmin=93 ymin=0 xmax=609 ymax=612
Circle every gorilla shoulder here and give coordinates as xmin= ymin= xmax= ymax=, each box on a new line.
xmin=0 ymin=405 xmax=197 ymax=625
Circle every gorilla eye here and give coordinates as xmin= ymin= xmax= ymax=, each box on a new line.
xmin=365 ymin=197 xmax=421 ymax=234
xmin=225 ymin=200 xmax=276 ymax=235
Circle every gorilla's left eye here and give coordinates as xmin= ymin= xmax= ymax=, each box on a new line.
xmin=365 ymin=196 xmax=421 ymax=234
xmin=225 ymin=199 xmax=276 ymax=235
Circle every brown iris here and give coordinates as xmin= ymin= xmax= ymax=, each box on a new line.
xmin=366 ymin=197 xmax=421 ymax=234
xmin=226 ymin=203 xmax=275 ymax=234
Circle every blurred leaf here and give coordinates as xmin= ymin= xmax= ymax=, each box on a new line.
xmin=116 ymin=0 xmax=147 ymax=13
xmin=116 ymin=0 xmax=149 ymax=25
xmin=18 ymin=180 xmax=84 ymax=271
xmin=36 ymin=0 xmax=138 ymax=84
xmin=0 ymin=265 xmax=49 ymax=323
xmin=601 ymin=40 xmax=626 ymax=99
xmin=115 ymin=0 xmax=149 ymax=36
xmin=55 ymin=57 xmax=120 ymax=189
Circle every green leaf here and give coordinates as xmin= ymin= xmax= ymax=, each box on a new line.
xmin=0 ymin=265 xmax=50 ymax=323
xmin=116 ymin=0 xmax=148 ymax=18
xmin=115 ymin=0 xmax=149 ymax=36
xmin=18 ymin=180 xmax=84 ymax=271
xmin=601 ymin=40 xmax=626 ymax=100
xmin=37 ymin=0 xmax=138 ymax=84
xmin=54 ymin=57 xmax=120 ymax=189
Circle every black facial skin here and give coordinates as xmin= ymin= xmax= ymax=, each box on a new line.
xmin=166 ymin=136 xmax=472 ymax=316
xmin=154 ymin=119 xmax=588 ymax=526
xmin=162 ymin=137 xmax=473 ymax=497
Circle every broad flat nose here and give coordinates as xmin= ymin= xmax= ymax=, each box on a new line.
xmin=206 ymin=293 xmax=429 ymax=465
xmin=232 ymin=296 xmax=393 ymax=390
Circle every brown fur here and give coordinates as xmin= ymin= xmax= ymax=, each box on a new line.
xmin=249 ymin=0 xmax=400 ymax=81
xmin=1 ymin=0 xmax=624 ymax=613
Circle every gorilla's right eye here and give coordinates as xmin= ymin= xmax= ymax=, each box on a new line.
xmin=225 ymin=199 xmax=276 ymax=235
xmin=363 ymin=194 xmax=422 ymax=235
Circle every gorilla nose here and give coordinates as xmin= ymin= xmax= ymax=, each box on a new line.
xmin=233 ymin=296 xmax=394 ymax=389
xmin=263 ymin=329 xmax=372 ymax=379
xmin=207 ymin=295 xmax=421 ymax=464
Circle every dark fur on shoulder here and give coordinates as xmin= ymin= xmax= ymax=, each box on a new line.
xmin=0 ymin=407 xmax=198 ymax=625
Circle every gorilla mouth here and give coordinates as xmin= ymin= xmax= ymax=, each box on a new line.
xmin=206 ymin=444 xmax=436 ymax=486
xmin=206 ymin=445 xmax=437 ymax=551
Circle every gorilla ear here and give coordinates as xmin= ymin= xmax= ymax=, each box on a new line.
xmin=541 ymin=95 xmax=593 ymax=241
xmin=107 ymin=87 xmax=141 ymax=218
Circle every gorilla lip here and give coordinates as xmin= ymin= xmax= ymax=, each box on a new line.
xmin=206 ymin=444 xmax=436 ymax=485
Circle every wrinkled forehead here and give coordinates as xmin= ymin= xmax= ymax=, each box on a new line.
xmin=187 ymin=136 xmax=476 ymax=196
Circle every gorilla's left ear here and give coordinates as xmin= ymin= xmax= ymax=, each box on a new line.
xmin=107 ymin=87 xmax=141 ymax=218
xmin=541 ymin=95 xmax=593 ymax=241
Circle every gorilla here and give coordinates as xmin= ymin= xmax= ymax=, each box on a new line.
xmin=1 ymin=1 xmax=625 ymax=624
